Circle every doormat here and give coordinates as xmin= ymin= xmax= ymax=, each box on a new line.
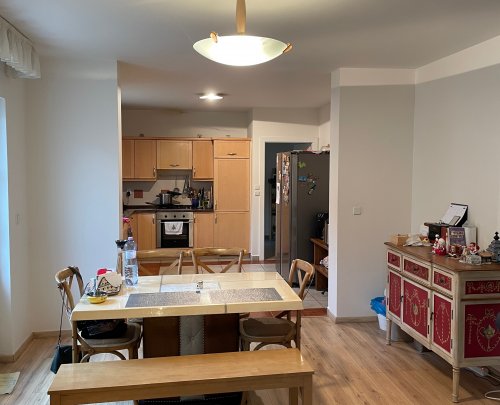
xmin=0 ymin=372 xmax=20 ymax=395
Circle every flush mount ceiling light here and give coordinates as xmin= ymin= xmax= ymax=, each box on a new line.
xmin=193 ymin=0 xmax=292 ymax=67
xmin=199 ymin=93 xmax=224 ymax=100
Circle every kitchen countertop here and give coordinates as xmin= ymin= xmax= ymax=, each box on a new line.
xmin=123 ymin=205 xmax=214 ymax=214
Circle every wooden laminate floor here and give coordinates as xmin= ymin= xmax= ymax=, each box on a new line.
xmin=1 ymin=317 xmax=499 ymax=404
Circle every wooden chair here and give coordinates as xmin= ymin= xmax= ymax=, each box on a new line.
xmin=190 ymin=247 xmax=246 ymax=274
xmin=137 ymin=248 xmax=187 ymax=275
xmin=55 ymin=266 xmax=142 ymax=362
xmin=239 ymin=258 xmax=315 ymax=351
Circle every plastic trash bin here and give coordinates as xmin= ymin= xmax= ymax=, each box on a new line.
xmin=370 ymin=296 xmax=411 ymax=342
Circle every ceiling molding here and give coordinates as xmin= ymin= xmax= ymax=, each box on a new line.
xmin=416 ymin=35 xmax=500 ymax=84
xmin=331 ymin=68 xmax=415 ymax=88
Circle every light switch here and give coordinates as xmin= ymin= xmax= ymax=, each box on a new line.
xmin=254 ymin=185 xmax=261 ymax=190
xmin=353 ymin=206 xmax=362 ymax=215
xmin=254 ymin=191 xmax=261 ymax=196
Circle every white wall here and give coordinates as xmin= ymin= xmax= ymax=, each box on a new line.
xmin=122 ymin=109 xmax=249 ymax=138
xmin=0 ymin=69 xmax=30 ymax=356
xmin=330 ymin=83 xmax=414 ymax=318
xmin=250 ymin=108 xmax=321 ymax=259
xmin=412 ymin=65 xmax=500 ymax=248
xmin=318 ymin=103 xmax=331 ymax=149
xmin=25 ymin=56 xmax=121 ymax=333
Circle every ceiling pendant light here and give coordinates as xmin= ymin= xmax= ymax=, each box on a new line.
xmin=193 ymin=0 xmax=292 ymax=67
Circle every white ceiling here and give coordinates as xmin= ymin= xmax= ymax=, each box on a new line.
xmin=3 ymin=0 xmax=500 ymax=112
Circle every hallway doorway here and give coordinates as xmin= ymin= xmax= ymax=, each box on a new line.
xmin=264 ymin=142 xmax=310 ymax=259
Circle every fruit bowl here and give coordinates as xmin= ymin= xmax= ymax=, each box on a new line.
xmin=86 ymin=290 xmax=108 ymax=304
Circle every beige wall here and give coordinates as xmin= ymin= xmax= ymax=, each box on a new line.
xmin=412 ymin=65 xmax=500 ymax=248
xmin=122 ymin=109 xmax=249 ymax=138
xmin=329 ymin=83 xmax=415 ymax=318
xmin=0 ymin=70 xmax=30 ymax=356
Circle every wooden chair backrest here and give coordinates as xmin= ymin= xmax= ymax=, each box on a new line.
xmin=191 ymin=247 xmax=246 ymax=273
xmin=137 ymin=249 xmax=188 ymax=275
xmin=55 ymin=266 xmax=85 ymax=317
xmin=288 ymin=259 xmax=315 ymax=300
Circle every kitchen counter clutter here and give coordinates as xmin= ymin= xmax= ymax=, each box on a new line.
xmin=384 ymin=242 xmax=500 ymax=403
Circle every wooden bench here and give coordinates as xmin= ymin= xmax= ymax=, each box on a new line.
xmin=48 ymin=348 xmax=314 ymax=405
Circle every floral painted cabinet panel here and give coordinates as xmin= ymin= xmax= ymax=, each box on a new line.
xmin=463 ymin=301 xmax=500 ymax=359
xmin=432 ymin=292 xmax=453 ymax=356
xmin=387 ymin=270 xmax=402 ymax=320
xmin=402 ymin=278 xmax=430 ymax=341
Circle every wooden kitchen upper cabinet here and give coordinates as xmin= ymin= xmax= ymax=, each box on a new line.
xmin=192 ymin=140 xmax=213 ymax=179
xmin=194 ymin=212 xmax=214 ymax=248
xmin=122 ymin=139 xmax=157 ymax=180
xmin=214 ymin=139 xmax=250 ymax=159
xmin=214 ymin=159 xmax=250 ymax=211
xmin=157 ymin=140 xmax=192 ymax=170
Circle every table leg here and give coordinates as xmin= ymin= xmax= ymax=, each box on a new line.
xmin=386 ymin=317 xmax=392 ymax=345
xmin=302 ymin=378 xmax=313 ymax=405
xmin=452 ymin=367 xmax=460 ymax=403
xmin=71 ymin=321 xmax=79 ymax=363
xmin=289 ymin=387 xmax=298 ymax=405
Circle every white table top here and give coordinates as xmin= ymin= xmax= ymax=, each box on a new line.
xmin=71 ymin=272 xmax=303 ymax=321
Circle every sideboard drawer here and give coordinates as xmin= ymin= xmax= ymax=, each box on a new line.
xmin=387 ymin=249 xmax=402 ymax=271
xmin=433 ymin=266 xmax=455 ymax=297
xmin=403 ymin=255 xmax=431 ymax=285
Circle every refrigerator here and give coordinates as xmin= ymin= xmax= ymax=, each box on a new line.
xmin=275 ymin=151 xmax=330 ymax=280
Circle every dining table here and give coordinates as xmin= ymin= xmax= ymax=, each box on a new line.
xmin=70 ymin=271 xmax=303 ymax=362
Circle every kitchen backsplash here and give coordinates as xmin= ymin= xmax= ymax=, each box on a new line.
xmin=123 ymin=170 xmax=212 ymax=206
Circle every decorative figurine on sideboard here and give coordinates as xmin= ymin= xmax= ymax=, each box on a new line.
xmin=487 ymin=232 xmax=500 ymax=262
xmin=432 ymin=236 xmax=447 ymax=256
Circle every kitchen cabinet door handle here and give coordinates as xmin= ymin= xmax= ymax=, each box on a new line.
xmin=170 ymin=164 xmax=179 ymax=167
xmin=193 ymin=167 xmax=196 ymax=175
xmin=214 ymin=214 xmax=217 ymax=223
xmin=153 ymin=167 xmax=156 ymax=177
xmin=227 ymin=152 xmax=236 ymax=156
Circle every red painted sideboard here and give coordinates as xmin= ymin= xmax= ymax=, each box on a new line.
xmin=385 ymin=243 xmax=500 ymax=403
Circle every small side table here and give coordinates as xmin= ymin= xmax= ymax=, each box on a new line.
xmin=310 ymin=238 xmax=328 ymax=291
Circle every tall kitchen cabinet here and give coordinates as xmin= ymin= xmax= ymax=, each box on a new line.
xmin=213 ymin=139 xmax=250 ymax=251
xmin=385 ymin=243 xmax=500 ymax=403
xmin=122 ymin=139 xmax=157 ymax=180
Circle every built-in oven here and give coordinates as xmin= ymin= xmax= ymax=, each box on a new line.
xmin=156 ymin=211 xmax=194 ymax=248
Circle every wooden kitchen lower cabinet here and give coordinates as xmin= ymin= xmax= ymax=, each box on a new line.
xmin=384 ymin=243 xmax=500 ymax=403
xmin=214 ymin=212 xmax=249 ymax=251
xmin=194 ymin=212 xmax=214 ymax=248
xmin=128 ymin=212 xmax=156 ymax=250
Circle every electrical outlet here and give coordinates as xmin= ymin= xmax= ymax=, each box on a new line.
xmin=126 ymin=189 xmax=132 ymax=197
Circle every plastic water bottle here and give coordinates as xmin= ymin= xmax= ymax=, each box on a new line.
xmin=123 ymin=236 xmax=138 ymax=286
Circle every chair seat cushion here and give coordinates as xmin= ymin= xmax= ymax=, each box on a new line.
xmin=240 ymin=317 xmax=295 ymax=339
xmin=84 ymin=322 xmax=141 ymax=346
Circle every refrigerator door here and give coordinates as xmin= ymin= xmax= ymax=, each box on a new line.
xmin=275 ymin=152 xmax=282 ymax=274
xmin=279 ymin=152 xmax=292 ymax=280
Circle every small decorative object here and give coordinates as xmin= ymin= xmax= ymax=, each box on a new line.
xmin=479 ymin=250 xmax=493 ymax=264
xmin=486 ymin=232 xmax=500 ymax=262
xmin=391 ymin=234 xmax=409 ymax=246
xmin=433 ymin=237 xmax=447 ymax=256
xmin=468 ymin=242 xmax=480 ymax=255
xmin=465 ymin=254 xmax=482 ymax=265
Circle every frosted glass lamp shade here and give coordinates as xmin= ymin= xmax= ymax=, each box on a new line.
xmin=193 ymin=35 xmax=288 ymax=66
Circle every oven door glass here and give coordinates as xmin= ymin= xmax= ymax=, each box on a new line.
xmin=159 ymin=220 xmax=190 ymax=248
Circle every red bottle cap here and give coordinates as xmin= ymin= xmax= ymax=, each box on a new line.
xmin=97 ymin=268 xmax=108 ymax=275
